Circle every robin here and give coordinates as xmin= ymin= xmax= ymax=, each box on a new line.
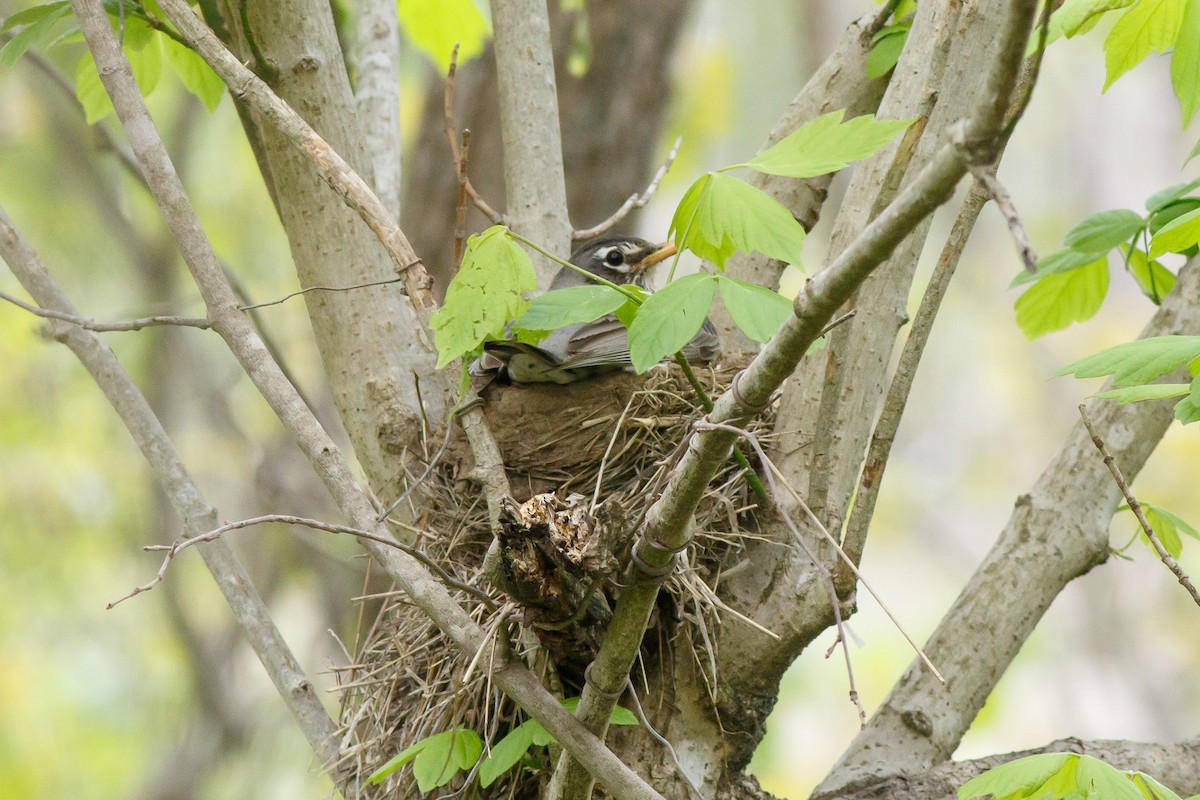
xmin=472 ymin=236 xmax=720 ymax=384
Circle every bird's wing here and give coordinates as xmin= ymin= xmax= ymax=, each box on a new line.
xmin=681 ymin=318 xmax=721 ymax=364
xmin=558 ymin=315 xmax=634 ymax=369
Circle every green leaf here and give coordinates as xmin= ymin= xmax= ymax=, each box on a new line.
xmin=430 ymin=226 xmax=537 ymax=368
xmin=161 ymin=37 xmax=224 ymax=111
xmin=1177 ymin=378 xmax=1200 ymax=423
xmin=959 ymin=753 xmax=1072 ymax=800
xmin=74 ymin=53 xmax=113 ymax=124
xmin=715 ymin=275 xmax=792 ymax=343
xmin=1075 ymin=755 xmax=1146 ymax=800
xmin=514 ymin=284 xmax=628 ymax=332
xmin=1010 ymin=248 xmax=1100 ymax=288
xmin=669 ymin=172 xmax=806 ymax=268
xmin=1057 ymin=335 xmax=1200 ymax=385
xmin=1104 ymin=0 xmax=1186 ymax=90
xmin=1173 ymin=0 xmax=1200 ymax=123
xmin=2 ymin=1 xmax=69 ymax=30
xmin=1149 ymin=205 xmax=1200 ymax=256
xmin=1188 ymin=136 xmax=1200 ymax=165
xmin=744 ymin=109 xmax=915 ymax=179
xmin=1131 ymin=772 xmax=1187 ymax=800
xmin=609 ymin=706 xmax=639 ymax=726
xmin=1013 ymin=257 xmax=1109 ymax=339
xmin=411 ymin=729 xmax=481 ymax=792
xmin=1094 ymin=383 xmax=1191 ymax=402
xmin=367 ymin=729 xmax=480 ymax=786
xmin=0 ymin=3 xmax=70 ymax=68
xmin=627 ymin=273 xmax=716 ymax=372
xmin=479 ymin=723 xmax=536 ymax=788
xmin=1126 ymin=247 xmax=1176 ymax=303
xmin=1145 ymin=177 xmax=1200 ymax=211
xmin=397 ymin=0 xmax=491 ymax=72
xmin=525 ymin=718 xmax=554 ymax=747
xmin=1052 ymin=0 xmax=1138 ymax=40
xmin=1141 ymin=505 xmax=1184 ymax=557
xmin=1062 ymin=209 xmax=1144 ymax=253
xmin=866 ymin=24 xmax=909 ymax=79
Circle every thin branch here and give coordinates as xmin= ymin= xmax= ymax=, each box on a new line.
xmin=967 ymin=163 xmax=1037 ymax=272
xmin=72 ymin=5 xmax=656 ymax=796
xmin=572 ymin=136 xmax=682 ymax=241
xmin=236 ymin=277 xmax=403 ymax=311
xmin=0 ymin=203 xmax=344 ymax=777
xmin=1078 ymin=405 xmax=1200 ymax=608
xmin=111 ymin=513 xmax=498 ymax=611
xmin=444 ymin=45 xmax=503 ymax=225
xmin=0 ymin=289 xmax=211 ymax=331
xmin=842 ymin=183 xmax=989 ymax=566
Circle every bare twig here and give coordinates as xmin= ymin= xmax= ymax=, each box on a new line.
xmin=236 ymin=277 xmax=403 ymax=311
xmin=624 ymin=678 xmax=707 ymax=800
xmin=1078 ymin=405 xmax=1200 ymax=608
xmin=1 ymin=289 xmax=211 ymax=331
xmin=967 ymin=162 xmax=1037 ymax=272
xmin=111 ymin=513 xmax=498 ymax=611
xmin=454 ymin=129 xmax=472 ymax=265
xmin=697 ymin=422 xmax=945 ymax=699
xmin=444 ymin=45 xmax=503 ymax=225
xmin=573 ymin=137 xmax=683 ymax=241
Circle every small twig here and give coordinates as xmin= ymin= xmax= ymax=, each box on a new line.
xmin=112 ymin=513 xmax=498 ymax=611
xmin=572 ymin=136 xmax=683 ymax=241
xmin=454 ymin=128 xmax=472 ymax=265
xmin=236 ymin=277 xmax=403 ymax=311
xmin=1078 ymin=405 xmax=1200 ymax=608
xmin=624 ymin=678 xmax=707 ymax=800
xmin=1 ymin=289 xmax=211 ymax=331
xmin=377 ymin=413 xmax=459 ymax=521
xmin=443 ymin=45 xmax=503 ymax=224
xmin=695 ymin=421 xmax=944 ymax=686
xmin=592 ymin=395 xmax=637 ymax=513
xmin=968 ymin=163 xmax=1037 ymax=272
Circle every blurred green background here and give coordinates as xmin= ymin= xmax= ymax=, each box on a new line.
xmin=1 ymin=1 xmax=1198 ymax=798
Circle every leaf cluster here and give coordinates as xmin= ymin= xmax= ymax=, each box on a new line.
xmin=959 ymin=753 xmax=1190 ymax=800
xmin=2 ymin=1 xmax=225 ymax=120
xmin=1010 ymin=179 xmax=1200 ymax=339
xmin=366 ymin=700 xmax=638 ymax=792
xmin=1058 ymin=335 xmax=1200 ymax=424
xmin=432 ymin=110 xmax=912 ymax=371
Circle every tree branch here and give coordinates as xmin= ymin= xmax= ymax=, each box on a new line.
xmin=550 ymin=2 xmax=1039 ymax=796
xmin=0 ymin=288 xmax=211 ymax=331
xmin=491 ymin=0 xmax=572 ymax=287
xmin=0 ymin=204 xmax=345 ymax=784
xmin=815 ymin=256 xmax=1200 ymax=794
xmin=68 ymin=3 xmax=663 ymax=796
xmin=354 ymin=0 xmax=402 ymax=219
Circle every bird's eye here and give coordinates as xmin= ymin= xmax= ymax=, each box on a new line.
xmin=604 ymin=249 xmax=625 ymax=267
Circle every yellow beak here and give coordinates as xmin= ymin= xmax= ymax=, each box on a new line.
xmin=640 ymin=241 xmax=677 ymax=269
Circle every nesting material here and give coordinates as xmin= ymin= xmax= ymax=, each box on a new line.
xmin=335 ymin=360 xmax=778 ymax=797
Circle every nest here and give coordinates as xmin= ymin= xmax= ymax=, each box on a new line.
xmin=334 ymin=359 xmax=778 ymax=797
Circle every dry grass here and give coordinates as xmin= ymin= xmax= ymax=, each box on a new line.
xmin=334 ymin=362 xmax=778 ymax=797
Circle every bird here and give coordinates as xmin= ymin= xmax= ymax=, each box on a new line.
xmin=471 ymin=236 xmax=720 ymax=384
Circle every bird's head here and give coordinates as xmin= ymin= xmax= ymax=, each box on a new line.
xmin=558 ymin=236 xmax=677 ymax=287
